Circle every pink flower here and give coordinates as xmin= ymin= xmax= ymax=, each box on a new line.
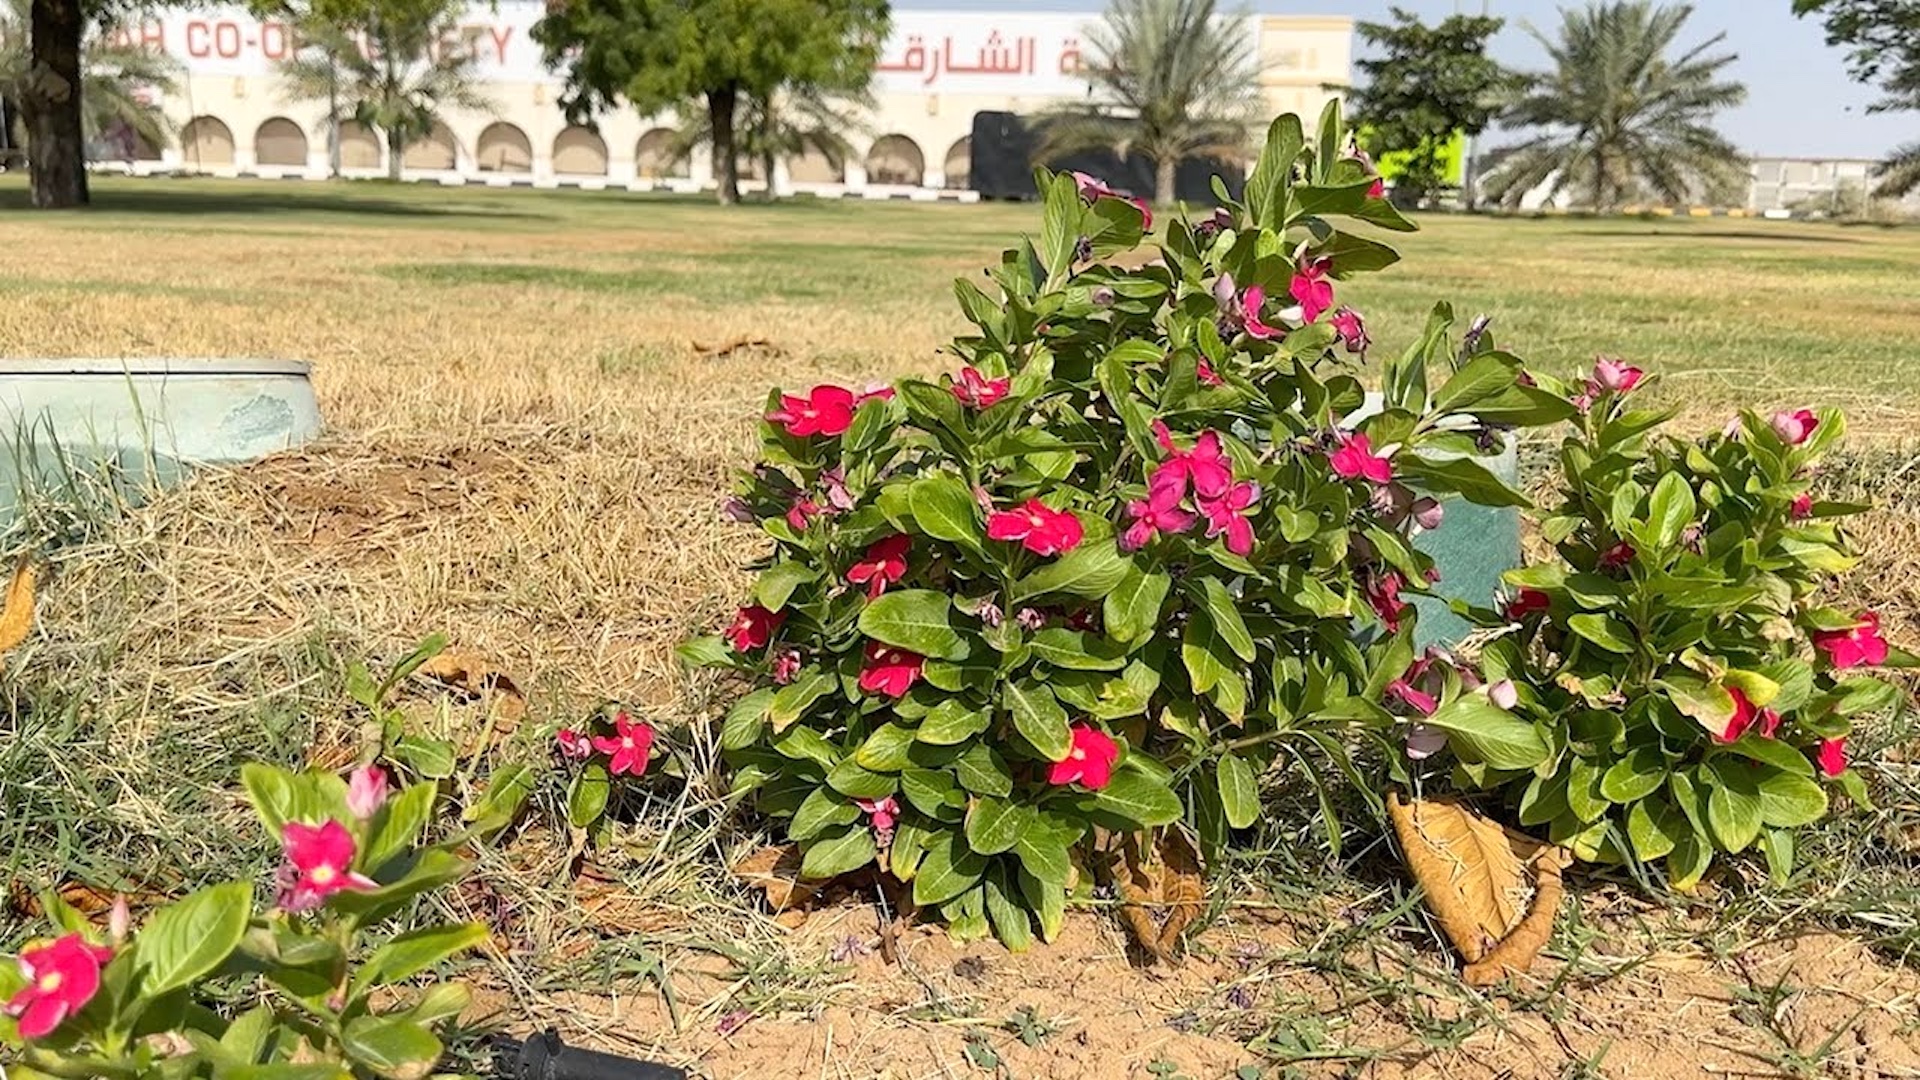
xmin=1716 ymin=688 xmax=1779 ymax=744
xmin=1817 ymin=737 xmax=1847 ymax=777
xmin=1363 ymin=569 xmax=1408 ymax=631
xmin=1772 ymin=409 xmax=1819 ymax=446
xmin=345 ymin=764 xmax=388 ymax=820
xmin=556 ymin=728 xmax=593 ymax=760
xmin=1289 ymin=258 xmax=1334 ymax=323
xmin=721 ymin=496 xmax=755 ymax=523
xmin=1241 ymin=285 xmax=1284 ymax=340
xmin=819 ymin=467 xmax=856 ymax=512
xmin=592 ymin=711 xmax=655 ymax=776
xmin=1489 ymin=680 xmax=1519 ymax=710
xmin=854 ymin=795 xmax=898 ymax=836
xmin=1198 ymin=480 xmax=1260 ymax=556
xmin=1598 ymin=542 xmax=1636 ymax=573
xmin=279 ymin=820 xmax=377 ymax=912
xmin=1504 ymin=588 xmax=1552 ymax=620
xmin=1328 ymin=431 xmax=1392 ymax=484
xmin=1791 ymin=493 xmax=1814 ymax=521
xmin=847 ymin=534 xmax=911 ymax=599
xmin=1152 ymin=422 xmax=1234 ymax=500
xmin=726 ymin=605 xmax=785 ymax=652
xmin=1385 ymin=678 xmax=1438 ymax=717
xmin=1067 ymin=171 xmax=1151 ymax=230
xmin=771 ymin=648 xmax=802 ymax=684
xmin=986 ymin=499 xmax=1084 ymax=557
xmin=5 ymin=934 xmax=114 ymax=1041
xmin=1591 ymin=358 xmax=1644 ymax=393
xmin=1195 ymin=358 xmax=1223 ymax=387
xmin=766 ymin=385 xmax=857 ymax=438
xmin=1813 ymin=612 xmax=1890 ymax=670
xmin=1330 ymin=307 xmax=1370 ymax=354
xmin=1046 ymin=725 xmax=1119 ymax=789
xmin=786 ymin=497 xmax=825 ymax=532
xmin=858 ymin=384 xmax=895 ymax=405
xmin=1120 ymin=481 xmax=1197 ymax=551
xmin=950 ymin=366 xmax=1010 ymax=409
xmin=858 ymin=642 xmax=924 ymax=698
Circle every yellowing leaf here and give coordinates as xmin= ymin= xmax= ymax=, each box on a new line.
xmin=0 ymin=559 xmax=37 ymax=660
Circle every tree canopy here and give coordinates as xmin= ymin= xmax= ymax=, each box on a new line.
xmin=1794 ymin=0 xmax=1920 ymax=197
xmin=533 ymin=0 xmax=888 ymax=204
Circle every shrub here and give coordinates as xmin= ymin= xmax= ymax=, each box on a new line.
xmin=683 ymin=103 xmax=1570 ymax=949
xmin=1461 ymin=366 xmax=1913 ymax=889
xmin=2 ymin=764 xmax=482 ymax=1078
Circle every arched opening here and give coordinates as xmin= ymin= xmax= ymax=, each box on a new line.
xmin=552 ymin=125 xmax=607 ymax=175
xmin=634 ymin=128 xmax=688 ymax=180
xmin=400 ymin=122 xmax=457 ymax=170
xmin=476 ymin=121 xmax=532 ymax=172
xmin=864 ymin=134 xmax=925 ymax=186
xmin=788 ymin=146 xmax=844 ymax=184
xmin=180 ymin=116 xmax=235 ymax=168
xmin=254 ymin=118 xmax=308 ymax=167
xmin=942 ymin=136 xmax=971 ymax=190
xmin=337 ymin=121 xmax=381 ymax=169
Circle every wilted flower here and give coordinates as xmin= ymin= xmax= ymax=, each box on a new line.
xmin=1404 ymin=723 xmax=1448 ymax=760
xmin=855 ymin=795 xmax=899 ymax=840
xmin=1362 ymin=568 xmax=1408 ymax=631
xmin=1091 ymin=285 xmax=1115 ymax=307
xmin=1791 ymin=493 xmax=1814 ymax=521
xmin=1015 ymin=607 xmax=1047 ymax=631
xmin=1504 ymin=588 xmax=1551 ymax=620
xmin=1817 ymin=737 xmax=1847 ymax=777
xmin=720 ymin=496 xmax=755 ymax=523
xmin=1330 ymin=307 xmax=1370 ymax=354
xmin=976 ymin=601 xmax=1003 ymax=628
xmin=819 ymin=467 xmax=856 ymax=512
xmin=1240 ymin=285 xmax=1284 ymax=340
xmin=771 ymin=648 xmax=802 ymax=685
xmin=556 ymin=728 xmax=593 ymax=760
xmin=785 ymin=496 xmax=825 ymax=532
xmin=1598 ymin=542 xmax=1636 ymax=574
xmin=1195 ymin=358 xmax=1224 ymax=387
xmin=1067 ymin=171 xmax=1152 ymax=230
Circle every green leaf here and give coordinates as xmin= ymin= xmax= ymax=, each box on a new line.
xmin=1028 ymin=628 xmax=1129 ymax=670
xmin=913 ymin=830 xmax=987 ymax=906
xmin=953 ymin=744 xmax=1014 ymax=797
xmin=918 ymin=699 xmax=992 ymax=745
xmin=985 ymin=867 xmax=1036 ymax=953
xmin=754 ymin=562 xmax=816 ymax=612
xmin=801 ymin=824 xmax=879 ymax=880
xmin=1659 ymin=677 xmax=1736 ymax=734
xmin=1010 ymin=539 xmax=1130 ymax=602
xmin=464 ymin=764 xmax=535 ymax=832
xmin=826 ymin=758 xmax=897 ymax=800
xmin=341 ymin=1016 xmax=443 ymax=1080
xmin=240 ymin=762 xmax=302 ymax=836
xmin=364 ymin=781 xmax=438 ymax=873
xmin=1704 ymin=759 xmax=1763 ymax=853
xmin=136 ymin=882 xmax=253 ymax=997
xmin=1756 ymin=769 xmax=1828 ymax=827
xmin=357 ymin=922 xmax=488 ymax=991
xmin=567 ymin=764 xmax=610 ymax=828
xmin=1017 ymin=865 xmax=1067 ymax=942
xmin=1762 ymin=827 xmax=1795 ymax=886
xmin=858 ymin=589 xmax=968 ymax=661
xmin=1198 ymin=578 xmax=1256 ymax=662
xmin=721 ymin=688 xmax=776 ymax=750
xmin=1014 ymin=827 xmax=1071 ymax=886
xmin=1419 ymin=696 xmax=1549 ymax=770
xmin=1216 ymin=753 xmax=1260 ymax=830
xmin=1104 ymin=566 xmax=1171 ymax=644
xmin=1723 ymin=734 xmax=1815 ymax=777
xmin=1090 ymin=770 xmax=1181 ymax=828
xmin=1247 ymin=113 xmax=1304 ymax=228
xmin=901 ymin=768 xmax=965 ymax=820
xmin=1429 ymin=352 xmax=1519 ymax=413
xmin=1646 ymin=473 xmax=1697 ymax=551
xmin=1038 ymin=170 xmax=1083 ymax=279
xmin=1600 ymin=747 xmax=1667 ymax=804
xmin=1181 ymin=609 xmax=1234 ymax=695
xmin=1568 ymin=613 xmax=1635 ymax=654
xmin=909 ymin=474 xmax=982 ymax=545
xmin=965 ymin=797 xmax=1036 ymax=856
xmin=854 ymin=723 xmax=918 ymax=772
xmin=790 ymin=787 xmax=861 ymax=841
xmin=1006 ymin=681 xmax=1071 ymax=761
xmin=675 ymin=635 xmax=732 ymax=668
xmin=1626 ymin=797 xmax=1683 ymax=862
xmin=1397 ymin=453 xmax=1531 ymax=507
xmin=769 ymin=669 xmax=837 ymax=732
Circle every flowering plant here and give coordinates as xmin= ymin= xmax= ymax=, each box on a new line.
xmin=552 ymin=707 xmax=663 ymax=837
xmin=2 ymin=763 xmax=483 ymax=1078
xmin=684 ymin=103 xmax=1568 ymax=949
xmin=1460 ymin=365 xmax=1913 ymax=888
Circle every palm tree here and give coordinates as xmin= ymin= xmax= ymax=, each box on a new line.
xmin=1482 ymin=2 xmax=1748 ymax=212
xmin=1038 ymin=0 xmax=1261 ymax=206
xmin=278 ymin=2 xmax=492 ymax=181
xmin=670 ymin=83 xmax=872 ymax=199
xmin=1 ymin=0 xmax=179 ymax=163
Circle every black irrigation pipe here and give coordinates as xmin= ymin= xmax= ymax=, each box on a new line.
xmin=493 ymin=1029 xmax=688 ymax=1080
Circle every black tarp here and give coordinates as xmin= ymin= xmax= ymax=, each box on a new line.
xmin=969 ymin=110 xmax=1245 ymax=203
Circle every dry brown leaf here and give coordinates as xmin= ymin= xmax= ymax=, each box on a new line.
xmin=573 ymin=862 xmax=678 ymax=934
xmin=732 ymin=844 xmax=821 ymax=916
xmin=693 ymin=335 xmax=784 ymax=360
xmin=0 ymin=559 xmax=37 ymax=660
xmin=1386 ymin=790 xmax=1569 ymax=985
xmin=8 ymin=878 xmax=169 ymax=919
xmin=1099 ymin=828 xmax=1205 ymax=963
xmin=416 ymin=649 xmax=528 ymax=753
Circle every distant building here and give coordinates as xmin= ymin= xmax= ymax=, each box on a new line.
xmin=1745 ymin=156 xmax=1919 ymax=216
xmin=93 ymin=5 xmax=1352 ymax=196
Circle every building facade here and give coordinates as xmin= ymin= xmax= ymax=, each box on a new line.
xmin=97 ymin=6 xmax=1352 ymax=195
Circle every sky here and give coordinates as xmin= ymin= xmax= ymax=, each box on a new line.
xmin=895 ymin=0 xmax=1913 ymax=159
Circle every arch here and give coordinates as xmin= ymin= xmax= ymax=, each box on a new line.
xmin=254 ymin=118 xmax=308 ymax=167
xmin=552 ymin=125 xmax=607 ymax=175
xmin=181 ymin=116 xmax=235 ymax=168
xmin=634 ymin=127 xmax=689 ymax=180
xmin=476 ymin=121 xmax=532 ymax=172
xmin=864 ymin=134 xmax=925 ymax=186
xmin=942 ymin=136 xmax=971 ymax=190
xmin=788 ymin=146 xmax=844 ymax=184
xmin=400 ymin=122 xmax=457 ymax=170
xmin=337 ymin=120 xmax=381 ymax=169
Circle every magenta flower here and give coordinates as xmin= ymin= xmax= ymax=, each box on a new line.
xmin=847 ymin=534 xmax=911 ymax=599
xmin=1121 ymin=482 xmax=1197 ymax=552
xmin=1196 ymin=358 xmax=1224 ymax=387
xmin=1047 ymin=725 xmax=1119 ymax=789
xmin=771 ymin=648 xmax=802 ymax=685
xmin=1598 ymin=542 xmax=1636 ymax=573
xmin=819 ymin=467 xmax=856 ymax=512
xmin=950 ymin=366 xmax=1010 ymax=409
xmin=1198 ymin=480 xmax=1260 ymax=556
xmin=1591 ymin=358 xmax=1644 ymax=393
xmin=1328 ymin=431 xmax=1392 ymax=484
xmin=1289 ymin=258 xmax=1334 ymax=323
xmin=592 ymin=711 xmax=655 ymax=776
xmin=1715 ymin=688 xmax=1780 ymax=744
xmin=767 ymin=385 xmax=857 ymax=438
xmin=986 ymin=499 xmax=1084 ymax=556
xmin=556 ymin=728 xmax=593 ymax=760
xmin=1241 ymin=285 xmax=1284 ymax=341
xmin=1385 ymin=678 xmax=1438 ymax=717
xmin=5 ymin=934 xmax=114 ymax=1041
xmin=1330 ymin=307 xmax=1370 ymax=354
xmin=854 ymin=795 xmax=899 ymax=838
xmin=1791 ymin=493 xmax=1814 ymax=521
xmin=279 ymin=820 xmax=377 ymax=912
xmin=345 ymin=764 xmax=388 ymax=820
xmin=1151 ymin=422 xmax=1234 ymax=500
xmin=1772 ymin=409 xmax=1819 ymax=446
xmin=1813 ymin=612 xmax=1889 ymax=669
xmin=858 ymin=384 xmax=895 ymax=405
xmin=725 ymin=605 xmax=785 ymax=652
xmin=785 ymin=497 xmax=825 ymax=532
xmin=1503 ymin=588 xmax=1551 ymax=620
xmin=1363 ymin=569 xmax=1409 ymax=631
xmin=1817 ymin=737 xmax=1847 ymax=777
xmin=858 ymin=642 xmax=924 ymax=698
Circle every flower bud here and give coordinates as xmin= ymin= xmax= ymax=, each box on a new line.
xmin=108 ymin=895 xmax=131 ymax=944
xmin=1489 ymin=680 xmax=1518 ymax=710
xmin=345 ymin=763 xmax=389 ymax=820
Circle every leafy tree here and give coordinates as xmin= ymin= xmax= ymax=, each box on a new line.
xmin=533 ymin=0 xmax=888 ymax=205
xmin=1483 ymin=1 xmax=1747 ymax=212
xmin=670 ymin=83 xmax=873 ymax=200
xmin=1038 ymin=0 xmax=1259 ymax=207
xmin=1794 ymin=0 xmax=1920 ymax=198
xmin=1 ymin=0 xmax=178 ymax=164
xmin=1343 ymin=6 xmax=1522 ymax=206
xmin=276 ymin=0 xmax=493 ymax=182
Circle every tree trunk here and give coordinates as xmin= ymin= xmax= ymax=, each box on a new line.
xmin=760 ymin=147 xmax=776 ymax=202
xmin=23 ymin=0 xmax=89 ymax=209
xmin=707 ymin=87 xmax=739 ymax=206
xmin=387 ymin=131 xmax=403 ymax=181
xmin=1154 ymin=155 xmax=1177 ymax=208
